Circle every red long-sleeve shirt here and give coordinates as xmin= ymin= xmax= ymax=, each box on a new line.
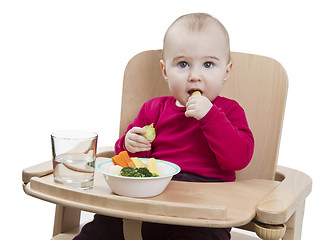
xmin=115 ymin=96 xmax=254 ymax=181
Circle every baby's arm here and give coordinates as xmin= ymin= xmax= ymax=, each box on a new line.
xmin=125 ymin=127 xmax=151 ymax=153
xmin=199 ymin=101 xmax=254 ymax=171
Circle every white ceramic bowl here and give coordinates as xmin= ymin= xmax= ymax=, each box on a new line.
xmin=96 ymin=158 xmax=181 ymax=198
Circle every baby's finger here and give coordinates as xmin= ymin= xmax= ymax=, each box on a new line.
xmin=125 ymin=138 xmax=151 ymax=153
xmin=130 ymin=127 xmax=146 ymax=135
xmin=133 ymin=132 xmax=151 ymax=145
xmin=185 ymin=109 xmax=194 ymax=118
xmin=129 ymin=138 xmax=150 ymax=149
xmin=126 ymin=128 xmax=146 ymax=143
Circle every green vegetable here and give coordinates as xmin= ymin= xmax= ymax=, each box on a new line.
xmin=120 ymin=167 xmax=159 ymax=177
xmin=140 ymin=123 xmax=156 ymax=142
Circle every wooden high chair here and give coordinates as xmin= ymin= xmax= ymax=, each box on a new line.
xmin=22 ymin=50 xmax=312 ymax=240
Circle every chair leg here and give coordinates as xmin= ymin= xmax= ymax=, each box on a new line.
xmin=283 ymin=200 xmax=306 ymax=240
xmin=53 ymin=205 xmax=81 ymax=237
xmin=123 ymin=219 xmax=142 ymax=240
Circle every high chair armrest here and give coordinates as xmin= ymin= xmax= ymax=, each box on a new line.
xmin=256 ymin=165 xmax=312 ymax=224
xmin=22 ymin=161 xmax=53 ymax=185
xmin=96 ymin=146 xmax=115 ymax=158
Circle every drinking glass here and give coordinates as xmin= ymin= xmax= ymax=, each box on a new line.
xmin=51 ymin=130 xmax=98 ymax=189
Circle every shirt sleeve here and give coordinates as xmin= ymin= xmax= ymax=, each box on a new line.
xmin=198 ymin=102 xmax=254 ymax=171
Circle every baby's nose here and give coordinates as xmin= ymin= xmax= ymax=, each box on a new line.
xmin=188 ymin=69 xmax=202 ymax=82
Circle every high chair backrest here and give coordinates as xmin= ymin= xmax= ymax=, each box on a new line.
xmin=119 ymin=50 xmax=288 ymax=181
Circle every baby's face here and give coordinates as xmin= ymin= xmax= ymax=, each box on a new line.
xmin=161 ymin=23 xmax=231 ymax=107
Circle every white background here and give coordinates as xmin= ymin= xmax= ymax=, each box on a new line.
xmin=1 ymin=0 xmax=322 ymax=239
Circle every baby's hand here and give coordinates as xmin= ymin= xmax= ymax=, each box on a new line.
xmin=185 ymin=94 xmax=213 ymax=120
xmin=125 ymin=127 xmax=151 ymax=153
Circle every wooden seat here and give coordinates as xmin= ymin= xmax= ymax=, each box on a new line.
xmin=22 ymin=51 xmax=312 ymax=240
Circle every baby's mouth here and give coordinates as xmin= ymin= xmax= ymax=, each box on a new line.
xmin=188 ymin=89 xmax=202 ymax=96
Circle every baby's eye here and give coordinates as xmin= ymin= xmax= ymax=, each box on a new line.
xmin=203 ymin=62 xmax=214 ymax=68
xmin=178 ymin=61 xmax=189 ymax=68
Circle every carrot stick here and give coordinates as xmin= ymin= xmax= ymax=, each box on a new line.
xmin=112 ymin=151 xmax=136 ymax=168
xmin=116 ymin=157 xmax=128 ymax=167
xmin=111 ymin=152 xmax=128 ymax=167
xmin=111 ymin=157 xmax=117 ymax=165
xmin=120 ymin=151 xmax=135 ymax=168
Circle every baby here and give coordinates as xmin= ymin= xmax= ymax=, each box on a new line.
xmin=75 ymin=13 xmax=254 ymax=240
xmin=118 ymin=13 xmax=253 ymax=183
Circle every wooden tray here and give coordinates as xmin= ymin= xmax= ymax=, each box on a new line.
xmin=24 ymin=159 xmax=279 ymax=228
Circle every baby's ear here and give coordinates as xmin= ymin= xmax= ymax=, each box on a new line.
xmin=224 ymin=61 xmax=232 ymax=82
xmin=160 ymin=59 xmax=168 ymax=82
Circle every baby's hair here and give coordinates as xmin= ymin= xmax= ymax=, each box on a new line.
xmin=162 ymin=13 xmax=231 ymax=63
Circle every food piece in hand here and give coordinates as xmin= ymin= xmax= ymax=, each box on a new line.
xmin=131 ymin=157 xmax=147 ymax=168
xmin=140 ymin=123 xmax=156 ymax=142
xmin=112 ymin=151 xmax=135 ymax=168
xmin=107 ymin=165 xmax=122 ymax=176
xmin=147 ymin=158 xmax=160 ymax=176
xmin=191 ymin=90 xmax=201 ymax=96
